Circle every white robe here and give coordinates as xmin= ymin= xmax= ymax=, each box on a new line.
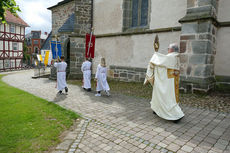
xmin=54 ymin=61 xmax=67 ymax=91
xmin=145 ymin=52 xmax=184 ymax=120
xmin=81 ymin=61 xmax=92 ymax=89
xmin=95 ymin=64 xmax=110 ymax=91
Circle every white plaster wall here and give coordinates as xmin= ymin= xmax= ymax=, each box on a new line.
xmin=150 ymin=0 xmax=187 ymax=29
xmin=16 ymin=26 xmax=20 ymax=34
xmin=215 ymin=27 xmax=230 ymax=76
xmin=16 ymin=59 xmax=21 ymax=67
xmin=5 ymin=24 xmax=9 ymax=32
xmin=21 ymin=27 xmax=24 ymax=35
xmin=0 ymin=60 xmax=3 ymax=69
xmin=11 ymin=60 xmax=15 ymax=67
xmin=19 ymin=42 xmax=22 ymax=51
xmin=0 ymin=24 xmax=3 ymax=31
xmin=0 ymin=41 xmax=3 ymax=50
xmin=94 ymin=0 xmax=123 ymax=35
xmin=93 ymin=31 xmax=181 ymax=73
xmin=218 ymin=0 xmax=230 ymax=22
xmin=5 ymin=41 xmax=8 ymax=50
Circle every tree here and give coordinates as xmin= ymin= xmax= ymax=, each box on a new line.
xmin=0 ymin=0 xmax=21 ymax=24
xmin=23 ymin=40 xmax=31 ymax=65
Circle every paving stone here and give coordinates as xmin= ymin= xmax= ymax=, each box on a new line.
xmin=3 ymin=70 xmax=230 ymax=153
xmin=99 ymin=143 xmax=107 ymax=148
xmin=51 ymin=151 xmax=66 ymax=153
xmin=103 ymin=146 xmax=112 ymax=151
xmin=144 ymin=146 xmax=153 ymax=152
xmin=56 ymin=139 xmax=73 ymax=150
xmin=138 ymin=143 xmax=147 ymax=149
xmin=167 ymin=143 xmax=180 ymax=152
xmin=181 ymin=145 xmax=194 ymax=152
xmin=158 ymin=142 xmax=167 ymax=148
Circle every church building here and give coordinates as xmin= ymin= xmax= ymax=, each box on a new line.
xmin=48 ymin=0 xmax=230 ymax=92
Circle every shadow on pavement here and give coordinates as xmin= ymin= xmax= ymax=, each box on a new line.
xmin=53 ymin=93 xmax=67 ymax=102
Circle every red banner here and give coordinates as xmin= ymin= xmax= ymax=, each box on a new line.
xmin=85 ymin=33 xmax=95 ymax=58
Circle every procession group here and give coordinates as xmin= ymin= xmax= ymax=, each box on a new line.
xmin=53 ymin=43 xmax=184 ymax=123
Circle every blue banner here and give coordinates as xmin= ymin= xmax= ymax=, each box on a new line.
xmin=51 ymin=41 xmax=62 ymax=59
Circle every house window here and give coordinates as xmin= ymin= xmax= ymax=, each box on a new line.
xmin=12 ymin=42 xmax=18 ymax=51
xmin=34 ymin=40 xmax=39 ymax=44
xmin=10 ymin=25 xmax=15 ymax=33
xmin=123 ymin=0 xmax=149 ymax=31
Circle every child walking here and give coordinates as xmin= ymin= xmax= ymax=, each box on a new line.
xmin=95 ymin=58 xmax=110 ymax=96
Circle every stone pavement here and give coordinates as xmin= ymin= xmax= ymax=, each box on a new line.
xmin=2 ymin=70 xmax=230 ymax=153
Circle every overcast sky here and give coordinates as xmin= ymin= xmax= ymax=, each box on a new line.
xmin=15 ymin=0 xmax=63 ymax=34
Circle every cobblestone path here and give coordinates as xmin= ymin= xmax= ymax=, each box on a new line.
xmin=2 ymin=70 xmax=230 ymax=153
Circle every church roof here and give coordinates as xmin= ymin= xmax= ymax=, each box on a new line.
xmin=5 ymin=10 xmax=29 ymax=27
xmin=47 ymin=0 xmax=74 ymax=10
xmin=58 ymin=13 xmax=75 ymax=33
xmin=41 ymin=32 xmax=52 ymax=50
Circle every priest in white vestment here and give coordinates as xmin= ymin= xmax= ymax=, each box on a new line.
xmin=144 ymin=43 xmax=184 ymax=123
xmin=54 ymin=56 xmax=68 ymax=94
xmin=95 ymin=58 xmax=110 ymax=97
xmin=81 ymin=58 xmax=92 ymax=91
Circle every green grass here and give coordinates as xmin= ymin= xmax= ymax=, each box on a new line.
xmin=68 ymin=79 xmax=210 ymax=100
xmin=0 ymin=75 xmax=79 ymax=153
xmin=68 ymin=79 xmax=153 ymax=99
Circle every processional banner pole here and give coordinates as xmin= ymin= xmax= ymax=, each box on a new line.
xmin=87 ymin=28 xmax=94 ymax=57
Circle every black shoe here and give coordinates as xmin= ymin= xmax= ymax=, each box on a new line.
xmin=58 ymin=91 xmax=62 ymax=94
xmin=87 ymin=88 xmax=91 ymax=92
xmin=173 ymin=117 xmax=183 ymax=123
xmin=153 ymin=111 xmax=156 ymax=115
xmin=65 ymin=87 xmax=68 ymax=93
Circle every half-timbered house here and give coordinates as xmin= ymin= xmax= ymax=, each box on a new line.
xmin=0 ymin=10 xmax=29 ymax=71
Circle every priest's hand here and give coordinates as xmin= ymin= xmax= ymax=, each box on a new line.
xmin=174 ymin=70 xmax=180 ymax=76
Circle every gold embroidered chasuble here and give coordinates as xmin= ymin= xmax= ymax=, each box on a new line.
xmin=144 ymin=52 xmax=184 ymax=120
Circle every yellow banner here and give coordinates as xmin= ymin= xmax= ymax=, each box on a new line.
xmin=37 ymin=54 xmax=43 ymax=62
xmin=39 ymin=55 xmax=43 ymax=62
xmin=44 ymin=51 xmax=50 ymax=66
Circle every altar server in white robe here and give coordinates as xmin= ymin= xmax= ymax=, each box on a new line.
xmin=144 ymin=43 xmax=184 ymax=123
xmin=54 ymin=56 xmax=68 ymax=94
xmin=95 ymin=58 xmax=110 ymax=97
xmin=81 ymin=58 xmax=92 ymax=91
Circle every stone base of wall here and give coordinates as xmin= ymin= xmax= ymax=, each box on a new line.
xmin=68 ymin=73 xmax=83 ymax=80
xmin=215 ymin=75 xmax=230 ymax=93
xmin=108 ymin=65 xmax=146 ymax=82
xmin=180 ymin=76 xmax=216 ymax=93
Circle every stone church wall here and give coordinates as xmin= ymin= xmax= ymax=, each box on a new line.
xmin=51 ymin=1 xmax=75 ymax=35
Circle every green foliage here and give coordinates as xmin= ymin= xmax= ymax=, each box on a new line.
xmin=0 ymin=0 xmax=21 ymax=24
xmin=23 ymin=40 xmax=31 ymax=63
xmin=0 ymin=75 xmax=79 ymax=153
